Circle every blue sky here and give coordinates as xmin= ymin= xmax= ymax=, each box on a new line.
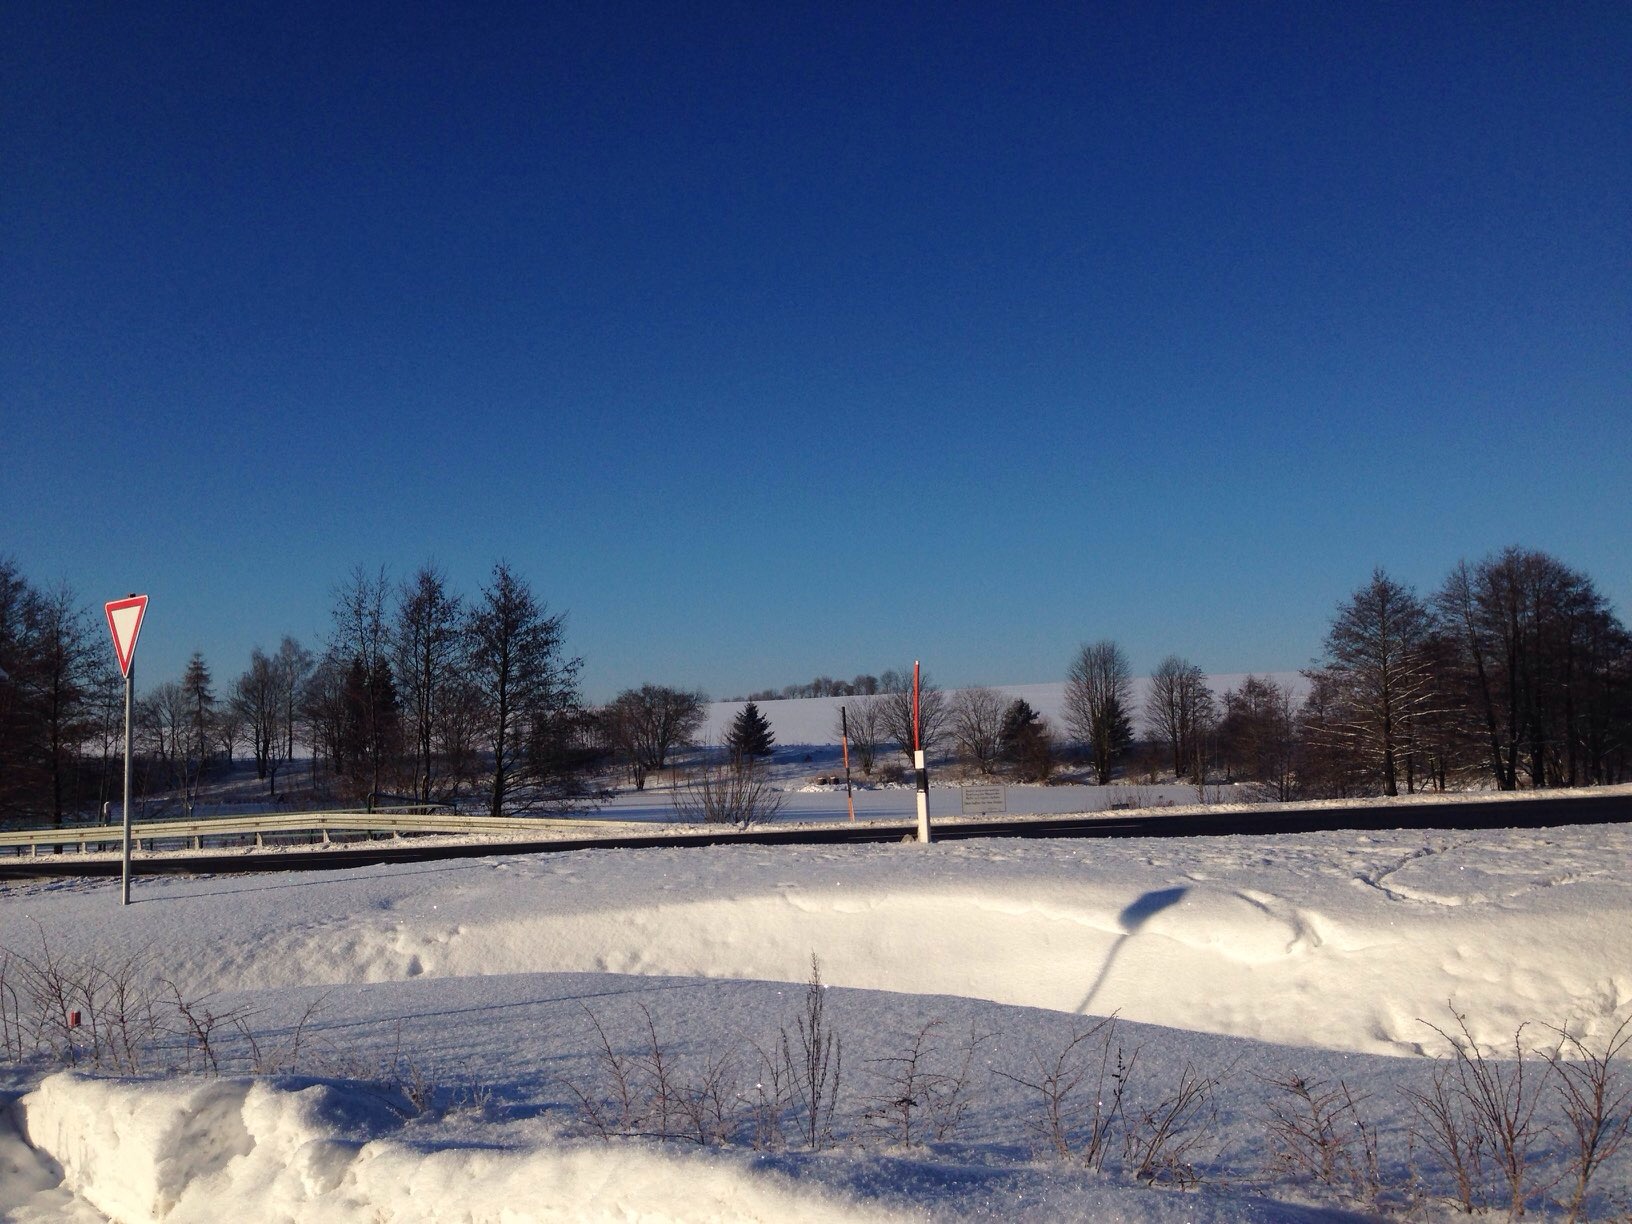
xmin=4 ymin=2 xmax=1628 ymax=702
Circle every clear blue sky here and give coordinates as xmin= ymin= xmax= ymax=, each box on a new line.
xmin=4 ymin=2 xmax=1628 ymax=703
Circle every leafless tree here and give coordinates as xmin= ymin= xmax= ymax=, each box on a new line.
xmin=24 ymin=584 xmax=99 ymax=825
xmin=1218 ymin=675 xmax=1298 ymax=799
xmin=1436 ymin=548 xmax=1630 ymax=789
xmin=881 ymin=668 xmax=949 ymax=762
xmin=298 ymin=652 xmax=348 ymax=787
xmin=214 ymin=699 xmax=244 ymax=768
xmin=329 ymin=565 xmax=394 ymax=800
xmin=232 ymin=648 xmax=283 ymax=795
xmin=671 ymin=750 xmax=783 ymax=827
xmin=274 ymin=637 xmax=312 ymax=770
xmin=137 ymin=681 xmax=201 ymax=808
xmin=392 ymin=565 xmax=463 ymax=802
xmin=1311 ymin=569 xmax=1438 ymax=796
xmin=1144 ymin=656 xmax=1214 ymax=782
xmin=949 ymin=686 xmax=1006 ymax=776
xmin=1065 ymin=641 xmax=1134 ymax=785
xmin=466 ymin=562 xmax=581 ymax=816
xmin=435 ymin=673 xmax=487 ymax=799
xmin=835 ymin=697 xmax=886 ymax=777
xmin=603 ymin=685 xmax=707 ymax=790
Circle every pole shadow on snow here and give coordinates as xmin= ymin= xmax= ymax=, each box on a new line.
xmin=1074 ymin=886 xmax=1188 ymax=1016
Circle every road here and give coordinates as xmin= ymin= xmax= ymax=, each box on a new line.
xmin=1 ymin=791 xmax=1626 ymax=880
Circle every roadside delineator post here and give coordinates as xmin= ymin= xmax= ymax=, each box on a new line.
xmin=840 ymin=706 xmax=857 ymax=822
xmin=913 ymin=660 xmax=932 ymax=843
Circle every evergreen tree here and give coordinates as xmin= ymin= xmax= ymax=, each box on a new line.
xmin=726 ymin=701 xmax=776 ymax=761
xmin=180 ymin=651 xmax=215 ymax=773
xmin=999 ymin=698 xmax=1054 ymax=782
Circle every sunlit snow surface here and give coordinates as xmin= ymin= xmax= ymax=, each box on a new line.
xmin=3 ymin=821 xmax=1630 ymax=1221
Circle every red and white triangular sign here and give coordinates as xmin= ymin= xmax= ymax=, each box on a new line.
xmin=104 ymin=595 xmax=149 ymax=678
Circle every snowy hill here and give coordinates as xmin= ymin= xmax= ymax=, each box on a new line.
xmin=701 ymin=673 xmax=1309 ymax=747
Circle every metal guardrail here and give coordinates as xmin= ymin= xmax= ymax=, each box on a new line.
xmin=0 ymin=808 xmax=629 ymax=855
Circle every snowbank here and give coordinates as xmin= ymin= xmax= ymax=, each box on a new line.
xmin=19 ymin=1073 xmax=900 ymax=1223
xmin=3 ymin=821 xmax=1630 ymax=1221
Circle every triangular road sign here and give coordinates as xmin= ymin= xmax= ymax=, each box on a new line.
xmin=105 ymin=595 xmax=149 ymax=678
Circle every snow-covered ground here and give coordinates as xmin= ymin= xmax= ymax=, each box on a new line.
xmin=3 ymin=817 xmax=1630 ymax=1221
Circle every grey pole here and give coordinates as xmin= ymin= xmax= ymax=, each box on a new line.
xmin=121 ymin=661 xmax=133 ymax=906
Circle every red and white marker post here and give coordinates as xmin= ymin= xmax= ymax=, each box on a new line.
xmin=913 ymin=660 xmax=932 ymax=843
xmin=104 ymin=594 xmax=148 ymax=906
xmin=840 ymin=706 xmax=857 ymax=822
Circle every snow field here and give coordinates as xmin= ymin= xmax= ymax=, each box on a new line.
xmin=3 ymin=821 xmax=1630 ymax=1220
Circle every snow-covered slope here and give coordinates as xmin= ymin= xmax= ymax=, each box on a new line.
xmin=701 ymin=674 xmax=1309 ymax=746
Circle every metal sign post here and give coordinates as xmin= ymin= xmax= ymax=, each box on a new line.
xmin=121 ymin=659 xmax=134 ymax=904
xmin=104 ymin=594 xmax=148 ymax=907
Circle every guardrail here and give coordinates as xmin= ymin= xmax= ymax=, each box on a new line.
xmin=0 ymin=808 xmax=630 ymax=855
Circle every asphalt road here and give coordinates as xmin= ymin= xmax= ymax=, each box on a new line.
xmin=2 ymin=792 xmax=1627 ymax=881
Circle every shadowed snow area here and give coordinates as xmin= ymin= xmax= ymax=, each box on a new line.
xmin=2 ymin=823 xmax=1629 ymax=1221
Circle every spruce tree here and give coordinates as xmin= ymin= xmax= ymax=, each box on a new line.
xmin=180 ymin=651 xmax=215 ymax=773
xmin=726 ymin=702 xmax=776 ymax=761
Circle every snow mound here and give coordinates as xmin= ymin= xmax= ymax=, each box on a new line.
xmin=20 ymin=1073 xmax=899 ymax=1223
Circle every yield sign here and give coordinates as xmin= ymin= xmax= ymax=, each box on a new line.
xmin=104 ymin=595 xmax=149 ymax=678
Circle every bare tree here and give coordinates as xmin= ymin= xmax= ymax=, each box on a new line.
xmin=1145 ymin=656 xmax=1214 ymax=782
xmin=949 ymin=687 xmax=1006 ymax=776
xmin=392 ymin=565 xmax=463 ymax=802
xmin=298 ymin=653 xmax=340 ymax=783
xmin=329 ymin=566 xmax=394 ymax=802
xmin=1064 ymin=641 xmax=1134 ymax=785
xmin=1436 ymin=548 xmax=1630 ymax=790
xmin=1217 ymin=675 xmax=1298 ymax=799
xmin=139 ymin=680 xmax=205 ymax=810
xmin=1311 ymin=568 xmax=1437 ymax=796
xmin=466 ymin=562 xmax=581 ymax=816
xmin=0 ymin=559 xmax=34 ymax=820
xmin=881 ymin=668 xmax=949 ymax=762
xmin=214 ymin=699 xmax=244 ymax=769
xmin=835 ymin=697 xmax=886 ymax=777
xmin=232 ymin=648 xmax=282 ymax=795
xmin=671 ymin=750 xmax=784 ymax=827
xmin=30 ymin=584 xmax=99 ymax=825
xmin=603 ymin=684 xmax=707 ymax=790
xmin=274 ymin=637 xmax=312 ymax=771
xmin=435 ymin=673 xmax=487 ymax=800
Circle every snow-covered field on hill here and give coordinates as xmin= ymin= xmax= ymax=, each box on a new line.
xmin=3 ymin=819 xmax=1630 ymax=1221
xmin=698 ymin=676 xmax=1308 ymax=749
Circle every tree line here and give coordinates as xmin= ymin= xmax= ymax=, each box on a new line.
xmin=2 ymin=544 xmax=1625 ymax=825
xmin=1050 ymin=546 xmax=1629 ymax=796
xmin=819 ymin=547 xmax=1629 ymax=798
xmin=0 ymin=555 xmax=755 ymax=823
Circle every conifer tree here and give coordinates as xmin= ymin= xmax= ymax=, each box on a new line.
xmin=726 ymin=701 xmax=776 ymax=761
xmin=180 ymin=652 xmax=215 ymax=773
